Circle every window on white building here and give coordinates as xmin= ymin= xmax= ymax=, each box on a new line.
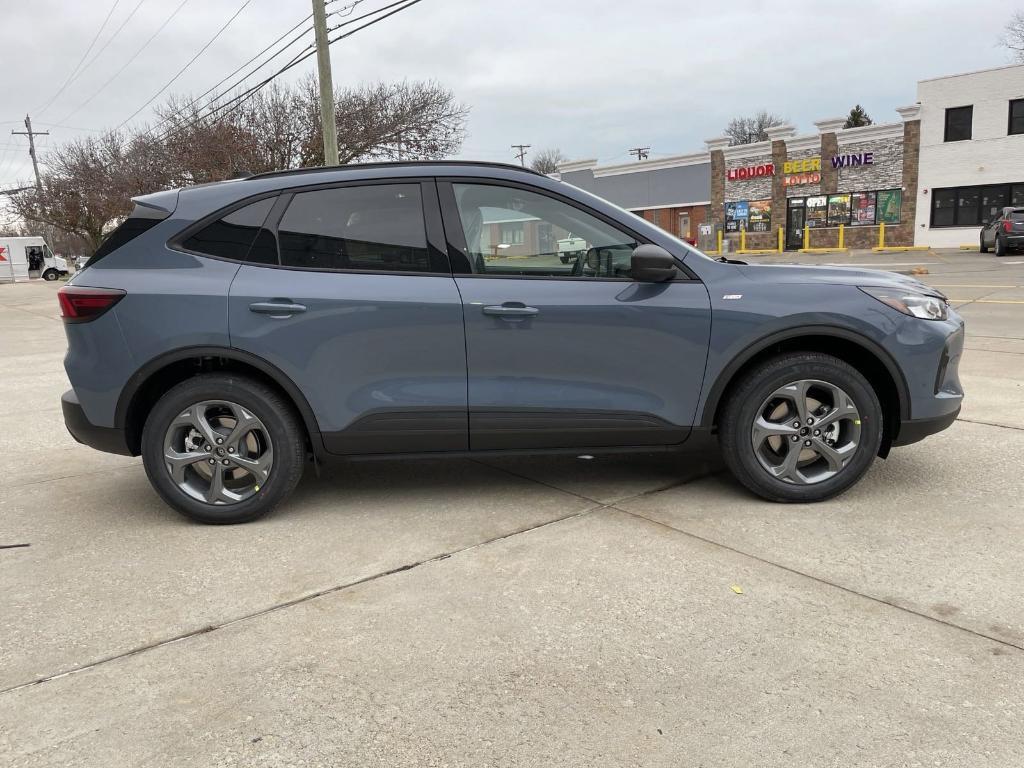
xmin=1009 ymin=99 xmax=1024 ymax=136
xmin=944 ymin=105 xmax=973 ymax=142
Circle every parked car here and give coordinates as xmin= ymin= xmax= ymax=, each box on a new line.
xmin=60 ymin=162 xmax=965 ymax=524
xmin=979 ymin=206 xmax=1024 ymax=256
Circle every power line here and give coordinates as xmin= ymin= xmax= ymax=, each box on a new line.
xmin=53 ymin=0 xmax=192 ymax=129
xmin=154 ymin=0 xmax=409 ymax=141
xmin=35 ymin=0 xmax=122 ymax=117
xmin=628 ymin=146 xmax=650 ymax=161
xmin=113 ymin=0 xmax=254 ymax=131
xmin=146 ymin=14 xmax=316 ymax=137
xmin=155 ymin=0 xmax=425 ymax=145
xmin=54 ymin=0 xmax=150 ymax=109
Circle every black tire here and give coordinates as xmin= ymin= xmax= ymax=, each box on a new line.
xmin=42 ymin=269 xmax=59 ymax=281
xmin=979 ymin=234 xmax=988 ymax=253
xmin=141 ymin=374 xmax=306 ymax=524
xmin=995 ymin=235 xmax=1006 ymax=257
xmin=719 ymin=352 xmax=883 ymax=503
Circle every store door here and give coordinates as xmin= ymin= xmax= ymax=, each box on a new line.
xmin=678 ymin=212 xmax=691 ymax=241
xmin=786 ymin=199 xmax=805 ymax=250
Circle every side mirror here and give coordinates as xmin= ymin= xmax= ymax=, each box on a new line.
xmin=631 ymin=244 xmax=677 ymax=282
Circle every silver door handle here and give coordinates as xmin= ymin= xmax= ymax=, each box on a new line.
xmin=249 ymin=301 xmax=307 ymax=317
xmin=482 ymin=304 xmax=539 ymax=317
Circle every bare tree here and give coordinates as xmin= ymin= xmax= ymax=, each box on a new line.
xmin=530 ymin=148 xmax=568 ymax=175
xmin=1002 ymin=10 xmax=1024 ymax=62
xmin=7 ymin=78 xmax=468 ymax=252
xmin=844 ymin=104 xmax=873 ymax=128
xmin=724 ymin=111 xmax=786 ymax=146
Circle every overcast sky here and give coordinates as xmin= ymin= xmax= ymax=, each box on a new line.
xmin=0 ymin=0 xmax=1018 ymax=188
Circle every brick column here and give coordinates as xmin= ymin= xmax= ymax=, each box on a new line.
xmin=770 ymin=139 xmax=787 ymax=236
xmin=897 ymin=106 xmax=922 ymax=247
xmin=705 ymin=137 xmax=729 ymax=230
xmin=814 ymin=117 xmax=845 ymax=196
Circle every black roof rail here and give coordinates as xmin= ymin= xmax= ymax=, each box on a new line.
xmin=246 ymin=160 xmax=547 ymax=181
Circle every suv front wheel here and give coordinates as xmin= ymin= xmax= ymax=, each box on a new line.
xmin=141 ymin=374 xmax=306 ymax=523
xmin=719 ymin=352 xmax=883 ymax=502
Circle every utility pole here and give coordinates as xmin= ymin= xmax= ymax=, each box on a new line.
xmin=11 ymin=115 xmax=49 ymax=190
xmin=311 ymin=0 xmax=339 ymax=166
xmin=511 ymin=144 xmax=530 ymax=166
xmin=628 ymin=147 xmax=650 ymax=161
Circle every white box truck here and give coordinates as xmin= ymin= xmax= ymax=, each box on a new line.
xmin=0 ymin=237 xmax=69 ymax=283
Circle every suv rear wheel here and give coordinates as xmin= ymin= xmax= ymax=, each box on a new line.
xmin=141 ymin=374 xmax=305 ymax=523
xmin=719 ymin=352 xmax=883 ymax=502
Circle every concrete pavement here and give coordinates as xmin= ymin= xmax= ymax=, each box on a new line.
xmin=2 ymin=249 xmax=1023 ymax=766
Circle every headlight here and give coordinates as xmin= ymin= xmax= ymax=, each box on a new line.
xmin=859 ymin=287 xmax=948 ymax=321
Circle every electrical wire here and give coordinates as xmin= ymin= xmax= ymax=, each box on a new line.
xmin=156 ymin=0 xmax=424 ymax=144
xmin=146 ymin=15 xmax=316 ymax=137
xmin=113 ymin=0 xmax=254 ymax=130
xmin=53 ymin=0 xmax=192 ymax=128
xmin=35 ymin=0 xmax=123 ymax=116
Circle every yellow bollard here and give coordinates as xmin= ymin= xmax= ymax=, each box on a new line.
xmin=878 ymin=221 xmax=885 ymax=249
xmin=838 ymin=223 xmax=844 ymax=250
xmin=777 ymin=226 xmax=783 ymax=253
xmin=717 ymin=228 xmax=723 ymax=254
xmin=740 ymin=227 xmax=746 ymax=252
xmin=803 ymin=225 xmax=809 ymax=250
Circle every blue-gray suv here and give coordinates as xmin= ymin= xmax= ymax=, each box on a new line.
xmin=60 ymin=162 xmax=964 ymax=523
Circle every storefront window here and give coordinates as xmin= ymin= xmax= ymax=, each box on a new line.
xmin=725 ymin=201 xmax=749 ymax=232
xmin=876 ymin=190 xmax=901 ymax=225
xmin=827 ymin=194 xmax=851 ymax=226
xmin=748 ymin=199 xmax=771 ymax=232
xmin=956 ymin=188 xmax=980 ymax=226
xmin=805 ymin=196 xmax=828 ymax=228
xmin=981 ymin=186 xmax=1008 ymax=223
xmin=851 ymin=192 xmax=876 ymax=225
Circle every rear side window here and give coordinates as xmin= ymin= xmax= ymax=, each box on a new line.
xmin=1010 ymin=211 xmax=1024 ymax=222
xmin=182 ymin=197 xmax=278 ymax=264
xmin=86 ymin=204 xmax=168 ymax=267
xmin=277 ymin=184 xmax=432 ymax=272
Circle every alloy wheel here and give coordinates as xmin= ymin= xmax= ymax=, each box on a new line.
xmin=162 ymin=400 xmax=273 ymax=505
xmin=750 ymin=379 xmax=861 ymax=485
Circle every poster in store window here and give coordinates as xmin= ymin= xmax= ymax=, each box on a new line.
xmin=851 ymin=192 xmax=876 ymax=225
xmin=876 ymin=190 xmax=901 ymax=224
xmin=725 ymin=201 xmax=749 ymax=232
xmin=748 ymin=199 xmax=772 ymax=232
xmin=805 ymin=196 xmax=828 ymax=228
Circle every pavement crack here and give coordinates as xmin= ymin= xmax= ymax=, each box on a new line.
xmin=956 ymin=417 xmax=1024 ymax=432
xmin=0 ymin=506 xmax=601 ymax=697
xmin=612 ymin=507 xmax=1024 ymax=655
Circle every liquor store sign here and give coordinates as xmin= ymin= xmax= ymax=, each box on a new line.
xmin=727 ymin=152 xmax=876 ymax=186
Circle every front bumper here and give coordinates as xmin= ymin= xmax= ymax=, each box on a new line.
xmin=62 ymin=389 xmax=133 ymax=456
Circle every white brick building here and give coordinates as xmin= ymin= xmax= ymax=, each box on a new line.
xmin=914 ymin=64 xmax=1024 ymax=248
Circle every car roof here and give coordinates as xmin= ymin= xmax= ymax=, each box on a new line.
xmin=246 ymin=160 xmax=546 ymax=181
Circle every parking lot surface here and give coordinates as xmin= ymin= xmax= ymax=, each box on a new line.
xmin=2 ymin=249 xmax=1023 ymax=766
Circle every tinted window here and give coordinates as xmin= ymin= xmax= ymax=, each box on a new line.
xmin=1010 ymin=99 xmax=1024 ymax=136
xmin=452 ymin=183 xmax=638 ymax=278
xmin=981 ymin=186 xmax=1008 ymax=223
xmin=956 ymin=187 xmax=980 ymax=226
xmin=86 ymin=203 xmax=168 ymax=267
xmin=931 ymin=188 xmax=956 ymax=227
xmin=182 ymin=197 xmax=277 ymax=264
xmin=278 ymin=184 xmax=430 ymax=272
xmin=944 ymin=106 xmax=972 ymax=142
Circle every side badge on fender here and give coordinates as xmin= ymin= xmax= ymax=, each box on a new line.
xmin=722 ymin=294 xmax=743 ymax=300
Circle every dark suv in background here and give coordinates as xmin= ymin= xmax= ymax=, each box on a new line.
xmin=60 ymin=162 xmax=964 ymax=523
xmin=980 ymin=206 xmax=1024 ymax=256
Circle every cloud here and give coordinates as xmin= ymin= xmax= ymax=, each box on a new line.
xmin=0 ymin=0 xmax=1013 ymax=186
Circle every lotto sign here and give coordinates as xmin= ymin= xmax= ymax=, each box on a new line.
xmin=0 ymin=246 xmax=8 ymax=261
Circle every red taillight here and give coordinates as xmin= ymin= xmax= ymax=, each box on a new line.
xmin=58 ymin=285 xmax=126 ymax=323
xmin=1003 ymin=220 xmax=1013 ymax=233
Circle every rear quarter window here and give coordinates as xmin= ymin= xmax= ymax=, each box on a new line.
xmin=86 ymin=204 xmax=168 ymax=268
xmin=181 ymin=197 xmax=278 ymax=264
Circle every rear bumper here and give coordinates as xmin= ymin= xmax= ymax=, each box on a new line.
xmin=62 ymin=389 xmax=133 ymax=456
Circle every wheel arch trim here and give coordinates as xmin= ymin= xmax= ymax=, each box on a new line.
xmin=699 ymin=325 xmax=911 ymax=428
xmin=115 ymin=345 xmax=325 ymax=456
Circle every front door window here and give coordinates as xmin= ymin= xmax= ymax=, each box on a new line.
xmin=451 ymin=183 xmax=638 ymax=279
xmin=786 ymin=200 xmax=806 ymax=250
